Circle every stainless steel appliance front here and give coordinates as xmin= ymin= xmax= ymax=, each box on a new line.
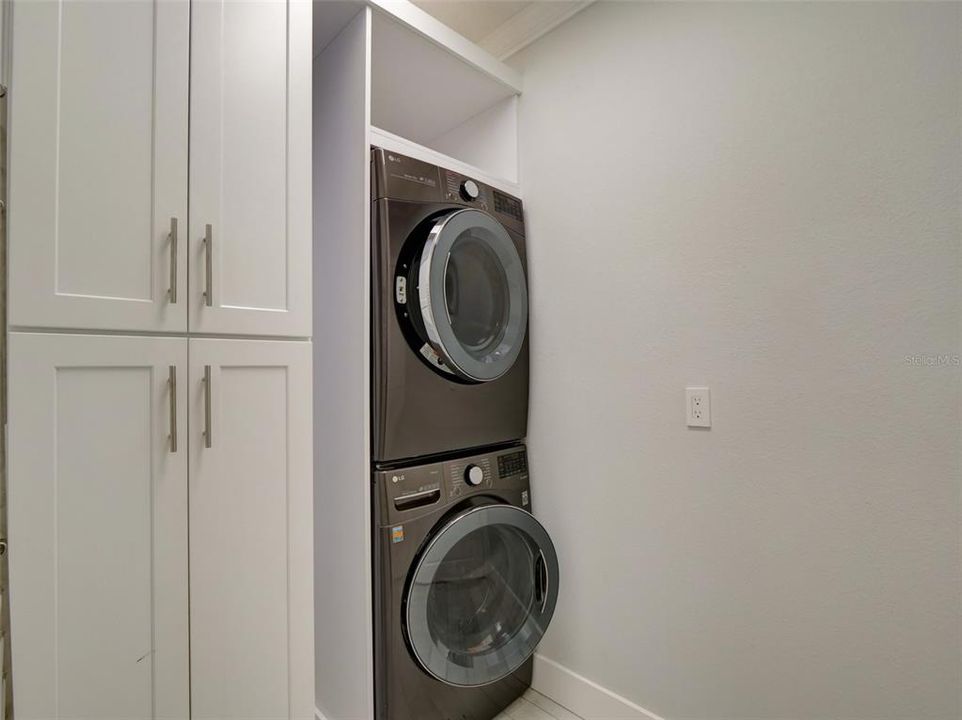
xmin=373 ymin=445 xmax=559 ymax=720
xmin=372 ymin=147 xmax=530 ymax=462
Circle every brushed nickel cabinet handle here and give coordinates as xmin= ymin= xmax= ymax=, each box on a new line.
xmin=203 ymin=364 xmax=212 ymax=448
xmin=168 ymin=217 xmax=178 ymax=303
xmin=168 ymin=365 xmax=178 ymax=453
xmin=202 ymin=223 xmax=213 ymax=307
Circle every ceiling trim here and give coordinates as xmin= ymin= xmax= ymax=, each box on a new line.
xmin=479 ymin=1 xmax=594 ymax=61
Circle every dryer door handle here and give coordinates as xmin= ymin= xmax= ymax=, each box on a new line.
xmin=535 ymin=549 xmax=549 ymax=613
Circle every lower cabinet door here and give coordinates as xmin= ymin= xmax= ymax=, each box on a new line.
xmin=188 ymin=338 xmax=313 ymax=720
xmin=7 ymin=332 xmax=189 ymax=720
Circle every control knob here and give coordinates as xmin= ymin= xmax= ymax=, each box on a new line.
xmin=460 ymin=179 xmax=480 ymax=201
xmin=464 ymin=464 xmax=484 ymax=486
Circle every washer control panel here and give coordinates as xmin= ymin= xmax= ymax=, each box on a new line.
xmin=445 ymin=446 xmax=529 ymax=500
xmin=447 ymin=455 xmax=493 ymax=499
xmin=497 ymin=450 xmax=528 ymax=478
xmin=376 ymin=444 xmax=530 ymax=526
xmin=464 ymin=464 xmax=485 ymax=486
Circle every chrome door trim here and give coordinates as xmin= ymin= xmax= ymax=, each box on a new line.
xmin=417 ymin=209 xmax=528 ymax=383
xmin=404 ymin=503 xmax=559 ymax=688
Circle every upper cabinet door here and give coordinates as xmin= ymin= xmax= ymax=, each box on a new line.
xmin=7 ymin=332 xmax=189 ymax=719
xmin=8 ymin=0 xmax=189 ymax=333
xmin=189 ymin=0 xmax=312 ymax=337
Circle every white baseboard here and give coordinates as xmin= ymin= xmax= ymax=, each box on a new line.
xmin=316 ymin=655 xmax=664 ymax=720
xmin=532 ymin=654 xmax=667 ymax=720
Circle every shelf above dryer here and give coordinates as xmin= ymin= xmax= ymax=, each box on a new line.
xmin=314 ymin=0 xmax=522 ymax=183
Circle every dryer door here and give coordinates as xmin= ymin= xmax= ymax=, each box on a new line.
xmin=405 ymin=504 xmax=559 ymax=687
xmin=417 ymin=209 xmax=527 ymax=382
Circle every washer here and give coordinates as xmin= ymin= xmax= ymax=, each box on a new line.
xmin=372 ymin=147 xmax=529 ymax=462
xmin=374 ymin=444 xmax=559 ymax=720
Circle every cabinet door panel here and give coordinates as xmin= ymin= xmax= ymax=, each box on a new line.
xmin=7 ymin=333 xmax=189 ymax=720
xmin=189 ymin=339 xmax=313 ymax=720
xmin=189 ymin=0 xmax=312 ymax=337
xmin=8 ymin=0 xmax=188 ymax=332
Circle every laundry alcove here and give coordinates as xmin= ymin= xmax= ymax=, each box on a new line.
xmin=311 ymin=2 xmax=524 ymax=717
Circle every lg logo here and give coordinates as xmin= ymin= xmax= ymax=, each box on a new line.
xmin=392 ymin=474 xmax=405 ymax=484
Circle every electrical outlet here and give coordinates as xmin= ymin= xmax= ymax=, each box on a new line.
xmin=686 ymin=387 xmax=711 ymax=428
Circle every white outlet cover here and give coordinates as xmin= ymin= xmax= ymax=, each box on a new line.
xmin=686 ymin=387 xmax=711 ymax=428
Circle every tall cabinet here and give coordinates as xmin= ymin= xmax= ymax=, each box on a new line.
xmin=5 ymin=1 xmax=313 ymax=719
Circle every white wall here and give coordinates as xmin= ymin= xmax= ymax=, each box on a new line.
xmin=512 ymin=3 xmax=961 ymax=719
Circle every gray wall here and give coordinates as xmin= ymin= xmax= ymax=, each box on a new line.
xmin=512 ymin=3 xmax=961 ymax=718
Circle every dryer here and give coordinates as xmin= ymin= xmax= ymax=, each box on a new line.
xmin=372 ymin=148 xmax=529 ymax=463
xmin=373 ymin=444 xmax=559 ymax=720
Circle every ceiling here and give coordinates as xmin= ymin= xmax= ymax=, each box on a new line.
xmin=412 ymin=1 xmax=533 ymax=43
xmin=412 ymin=0 xmax=590 ymax=60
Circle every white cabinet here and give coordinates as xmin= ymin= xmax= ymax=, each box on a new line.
xmin=8 ymin=0 xmax=189 ymax=333
xmin=188 ymin=0 xmax=312 ymax=338
xmin=7 ymin=333 xmax=189 ymax=720
xmin=6 ymin=334 xmax=314 ymax=720
xmin=7 ymin=0 xmax=311 ymax=338
xmin=6 ymin=1 xmax=314 ymax=716
xmin=188 ymin=339 xmax=313 ymax=720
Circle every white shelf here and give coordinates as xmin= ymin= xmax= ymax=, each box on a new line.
xmin=315 ymin=0 xmax=522 ymax=182
xmin=367 ymin=0 xmax=521 ymax=93
xmin=314 ymin=0 xmax=521 ymax=93
xmin=369 ymin=8 xmax=519 ymax=155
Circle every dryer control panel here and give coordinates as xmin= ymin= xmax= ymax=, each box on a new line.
xmin=371 ymin=147 xmax=525 ymax=236
xmin=442 ymin=169 xmax=491 ymax=212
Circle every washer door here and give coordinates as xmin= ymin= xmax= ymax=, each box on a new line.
xmin=417 ymin=209 xmax=528 ymax=382
xmin=405 ymin=504 xmax=559 ymax=687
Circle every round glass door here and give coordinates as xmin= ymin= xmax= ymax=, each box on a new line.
xmin=405 ymin=504 xmax=559 ymax=687
xmin=417 ymin=209 xmax=528 ymax=382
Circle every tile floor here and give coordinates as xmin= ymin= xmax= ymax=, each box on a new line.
xmin=498 ymin=690 xmax=582 ymax=720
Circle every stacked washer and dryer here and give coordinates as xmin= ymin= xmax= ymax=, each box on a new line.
xmin=371 ymin=148 xmax=559 ymax=720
